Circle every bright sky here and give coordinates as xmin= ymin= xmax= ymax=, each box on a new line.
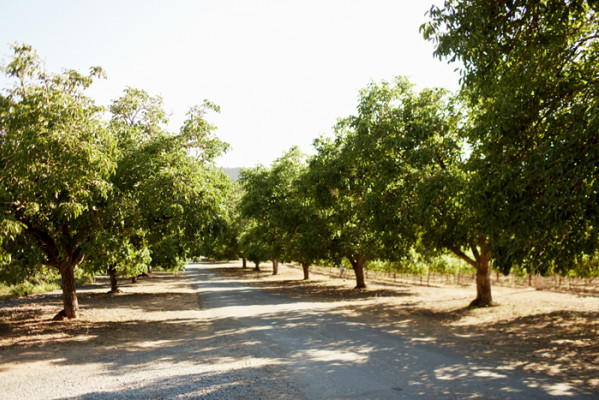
xmin=0 ymin=0 xmax=458 ymax=168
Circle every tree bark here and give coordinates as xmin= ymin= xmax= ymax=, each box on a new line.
xmin=471 ymin=255 xmax=492 ymax=307
xmin=452 ymin=235 xmax=493 ymax=307
xmin=349 ymin=257 xmax=367 ymax=289
xmin=301 ymin=263 xmax=310 ymax=280
xmin=272 ymin=259 xmax=279 ymax=275
xmin=107 ymin=264 xmax=120 ymax=293
xmin=57 ymin=263 xmax=79 ymax=319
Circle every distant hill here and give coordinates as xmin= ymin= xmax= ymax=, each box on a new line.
xmin=221 ymin=167 xmax=242 ymax=181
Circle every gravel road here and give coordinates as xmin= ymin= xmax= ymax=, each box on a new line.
xmin=2 ymin=263 xmax=596 ymax=399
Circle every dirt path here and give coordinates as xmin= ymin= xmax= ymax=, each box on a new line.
xmin=1 ymin=261 xmax=598 ymax=399
xmin=189 ymin=263 xmax=598 ymax=399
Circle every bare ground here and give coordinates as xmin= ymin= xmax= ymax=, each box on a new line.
xmin=0 ymin=261 xmax=598 ymax=394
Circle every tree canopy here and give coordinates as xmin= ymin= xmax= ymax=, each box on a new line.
xmin=422 ymin=0 xmax=599 ymax=274
xmin=0 ymin=44 xmax=230 ymax=318
xmin=3 ymin=1 xmax=599 ymax=314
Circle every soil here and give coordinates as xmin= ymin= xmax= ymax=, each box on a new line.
xmin=1 ymin=261 xmax=598 ymax=393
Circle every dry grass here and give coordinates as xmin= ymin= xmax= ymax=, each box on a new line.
xmin=0 ymin=271 xmax=204 ymax=358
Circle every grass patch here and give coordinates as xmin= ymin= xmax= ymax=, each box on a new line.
xmin=0 ymin=283 xmax=11 ymax=300
xmin=0 ymin=281 xmax=60 ymax=299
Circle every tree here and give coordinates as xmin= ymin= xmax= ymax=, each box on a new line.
xmin=107 ymin=88 xmax=229 ymax=277
xmin=238 ymin=165 xmax=286 ymax=274
xmin=197 ymin=178 xmax=243 ymax=262
xmin=340 ymin=76 xmax=496 ymax=306
xmin=238 ymin=222 xmax=272 ymax=271
xmin=235 ymin=147 xmax=330 ymax=279
xmin=307 ymin=131 xmax=385 ymax=289
xmin=0 ymin=44 xmax=114 ymax=318
xmin=273 ymin=147 xmax=331 ymax=280
xmin=0 ymin=44 xmax=230 ymax=317
xmin=423 ymin=0 xmax=599 ymax=275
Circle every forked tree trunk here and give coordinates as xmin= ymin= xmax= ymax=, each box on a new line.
xmin=349 ymin=257 xmax=367 ymax=289
xmin=453 ymin=234 xmax=493 ymax=307
xmin=56 ymin=263 xmax=79 ymax=319
xmin=272 ymin=259 xmax=279 ymax=275
xmin=107 ymin=264 xmax=120 ymax=293
xmin=301 ymin=263 xmax=310 ymax=280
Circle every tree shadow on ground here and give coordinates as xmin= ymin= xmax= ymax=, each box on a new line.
xmin=209 ymin=264 xmax=599 ymax=391
xmin=0 ymin=271 xmax=202 ymax=364
xmin=2 ymin=262 xmax=598 ymax=397
xmin=347 ymin=300 xmax=599 ymax=390
xmin=212 ymin=266 xmax=413 ymax=302
xmin=3 ymin=297 xmax=594 ymax=399
xmin=57 ymin=370 xmax=309 ymax=400
xmin=78 ymin=291 xmax=200 ymax=312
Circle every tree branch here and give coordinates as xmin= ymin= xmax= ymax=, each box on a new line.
xmin=22 ymin=225 xmax=60 ymax=266
xmin=451 ymin=248 xmax=477 ymax=268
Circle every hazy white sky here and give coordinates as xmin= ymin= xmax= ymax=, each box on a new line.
xmin=0 ymin=0 xmax=458 ymax=168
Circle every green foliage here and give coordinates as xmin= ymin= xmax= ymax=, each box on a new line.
xmin=9 ymin=280 xmax=60 ymax=298
xmin=104 ymin=86 xmax=230 ymax=275
xmin=340 ymin=77 xmax=469 ymax=258
xmin=238 ymin=222 xmax=272 ymax=266
xmin=423 ymin=0 xmax=599 ymax=273
xmin=197 ymin=179 xmax=243 ymax=261
xmin=236 ymin=147 xmax=331 ymax=270
xmin=238 ymin=160 xmax=287 ymax=264
xmin=0 ymin=42 xmax=115 ymax=279
xmin=368 ymin=251 xmax=472 ymax=276
xmin=269 ymin=147 xmax=330 ymax=267
xmin=1 ymin=264 xmax=61 ymax=297
xmin=0 ymin=44 xmax=232 ymax=315
xmin=307 ymin=131 xmax=383 ymax=267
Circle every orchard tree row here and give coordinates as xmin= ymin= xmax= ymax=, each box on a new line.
xmin=0 ymin=44 xmax=235 ymax=319
xmin=229 ymin=0 xmax=599 ymax=307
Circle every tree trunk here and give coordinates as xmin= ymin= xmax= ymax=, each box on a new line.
xmin=107 ymin=264 xmax=120 ymax=293
xmin=56 ymin=263 xmax=79 ymax=319
xmin=452 ymin=235 xmax=493 ymax=307
xmin=242 ymin=258 xmax=247 ymax=268
xmin=272 ymin=259 xmax=279 ymax=275
xmin=131 ymin=275 xmax=138 ymax=284
xmin=471 ymin=255 xmax=492 ymax=307
xmin=301 ymin=263 xmax=310 ymax=280
xmin=254 ymin=261 xmax=260 ymax=271
xmin=349 ymin=257 xmax=367 ymax=289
